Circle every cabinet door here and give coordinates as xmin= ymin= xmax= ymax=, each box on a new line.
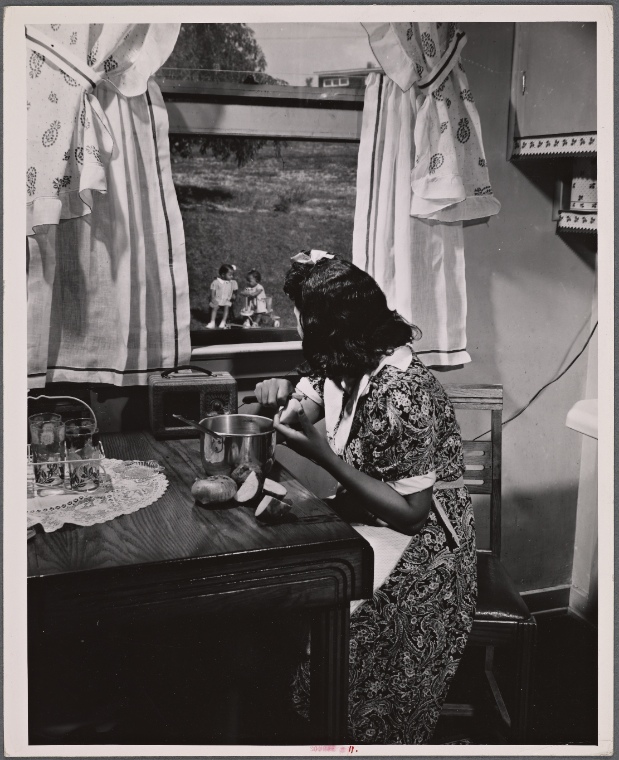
xmin=512 ymin=22 xmax=596 ymax=137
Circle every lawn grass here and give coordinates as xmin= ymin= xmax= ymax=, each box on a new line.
xmin=171 ymin=141 xmax=358 ymax=329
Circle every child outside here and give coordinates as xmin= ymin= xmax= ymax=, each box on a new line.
xmin=240 ymin=269 xmax=268 ymax=324
xmin=207 ymin=264 xmax=238 ymax=329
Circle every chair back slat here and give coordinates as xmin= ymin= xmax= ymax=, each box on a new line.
xmin=462 ymin=441 xmax=493 ymax=494
xmin=445 ymin=384 xmax=503 ymax=559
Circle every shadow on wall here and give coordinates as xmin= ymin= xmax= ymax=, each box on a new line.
xmin=500 ymin=484 xmax=579 ymax=589
xmin=510 ymin=156 xmax=597 ymax=271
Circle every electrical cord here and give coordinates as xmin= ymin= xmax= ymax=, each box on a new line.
xmin=471 ymin=321 xmax=598 ymax=441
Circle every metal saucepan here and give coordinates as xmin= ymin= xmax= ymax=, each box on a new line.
xmin=198 ymin=414 xmax=276 ymax=477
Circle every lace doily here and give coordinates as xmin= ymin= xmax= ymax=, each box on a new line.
xmin=27 ymin=458 xmax=168 ymax=533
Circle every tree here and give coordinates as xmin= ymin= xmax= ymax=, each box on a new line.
xmin=161 ymin=24 xmax=286 ymax=167
xmin=164 ymin=24 xmax=268 ymax=84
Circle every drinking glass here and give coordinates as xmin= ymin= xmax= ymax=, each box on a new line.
xmin=28 ymin=413 xmax=65 ymax=490
xmin=65 ymin=418 xmax=101 ymax=492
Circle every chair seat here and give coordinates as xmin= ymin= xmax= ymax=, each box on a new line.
xmin=474 ymin=552 xmax=533 ymax=623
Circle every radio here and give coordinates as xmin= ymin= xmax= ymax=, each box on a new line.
xmin=148 ymin=365 xmax=237 ymax=439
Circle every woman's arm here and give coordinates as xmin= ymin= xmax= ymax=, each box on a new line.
xmin=253 ymin=378 xmax=324 ymax=424
xmin=274 ymin=407 xmax=431 ymax=535
xmin=325 ymin=455 xmax=432 ymax=535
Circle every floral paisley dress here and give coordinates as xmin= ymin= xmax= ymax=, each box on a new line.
xmin=291 ymin=346 xmax=477 ymax=744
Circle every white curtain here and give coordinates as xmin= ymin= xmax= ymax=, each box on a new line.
xmin=27 ymin=24 xmax=191 ymax=387
xmin=353 ymin=23 xmax=500 ymax=367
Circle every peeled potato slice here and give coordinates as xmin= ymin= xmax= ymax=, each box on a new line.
xmin=263 ymin=478 xmax=287 ymax=499
xmin=234 ymin=470 xmax=261 ymax=503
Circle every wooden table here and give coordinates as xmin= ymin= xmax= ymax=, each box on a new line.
xmin=27 ymin=432 xmax=373 ymax=744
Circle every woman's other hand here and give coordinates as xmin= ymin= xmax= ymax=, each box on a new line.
xmin=254 ymin=378 xmax=294 ymax=408
xmin=274 ymin=405 xmax=333 ymax=467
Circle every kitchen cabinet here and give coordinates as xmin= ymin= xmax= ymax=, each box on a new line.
xmin=509 ymin=22 xmax=597 ymax=158
xmin=508 ymin=22 xmax=598 ymax=235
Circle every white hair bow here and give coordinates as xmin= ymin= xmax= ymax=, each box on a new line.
xmin=290 ymin=249 xmax=335 ymax=265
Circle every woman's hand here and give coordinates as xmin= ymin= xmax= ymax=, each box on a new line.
xmin=274 ymin=405 xmax=333 ymax=467
xmin=254 ymin=378 xmax=294 ymax=408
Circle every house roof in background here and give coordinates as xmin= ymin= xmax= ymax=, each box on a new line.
xmin=314 ymin=66 xmax=382 ymax=77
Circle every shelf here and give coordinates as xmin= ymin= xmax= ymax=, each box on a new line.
xmin=512 ymin=132 xmax=596 ymax=159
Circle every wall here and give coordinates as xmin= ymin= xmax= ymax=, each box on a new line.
xmin=454 ymin=23 xmax=597 ymax=591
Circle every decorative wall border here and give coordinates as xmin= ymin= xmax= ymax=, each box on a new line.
xmin=512 ymin=132 xmax=596 ymax=158
xmin=558 ymin=210 xmax=597 ymax=234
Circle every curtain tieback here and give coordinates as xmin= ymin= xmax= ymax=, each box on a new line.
xmin=417 ymin=29 xmax=468 ymax=93
xmin=25 ymin=25 xmax=115 ymax=179
xmin=26 ymin=25 xmax=102 ymax=93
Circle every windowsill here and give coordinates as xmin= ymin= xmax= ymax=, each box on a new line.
xmin=192 ymin=340 xmax=302 ymax=359
xmin=190 ymin=328 xmax=302 ymax=358
xmin=191 ymin=328 xmax=299 ymax=346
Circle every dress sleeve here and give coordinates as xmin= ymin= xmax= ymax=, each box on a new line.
xmin=295 ymin=375 xmax=324 ymax=407
xmin=355 ymin=370 xmax=437 ymax=488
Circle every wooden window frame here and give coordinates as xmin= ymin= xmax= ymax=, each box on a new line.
xmin=159 ymin=80 xmax=365 ymax=351
xmin=159 ymin=80 xmax=364 ymax=142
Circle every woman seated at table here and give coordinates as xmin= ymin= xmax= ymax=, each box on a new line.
xmin=254 ymin=250 xmax=476 ymax=745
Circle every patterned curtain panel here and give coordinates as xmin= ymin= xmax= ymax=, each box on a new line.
xmin=353 ymin=74 xmax=470 ymax=367
xmin=26 ymin=24 xmax=191 ymax=388
xmin=362 ymin=22 xmax=500 ymax=221
xmin=353 ymin=23 xmax=500 ymax=367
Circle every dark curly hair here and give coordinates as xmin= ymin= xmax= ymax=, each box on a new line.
xmin=284 ymin=253 xmax=421 ymax=378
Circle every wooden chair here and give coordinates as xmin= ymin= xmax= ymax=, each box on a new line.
xmin=442 ymin=384 xmax=537 ymax=743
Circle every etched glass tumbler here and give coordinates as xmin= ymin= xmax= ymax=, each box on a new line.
xmin=65 ymin=418 xmax=101 ymax=492
xmin=28 ymin=413 xmax=66 ymax=490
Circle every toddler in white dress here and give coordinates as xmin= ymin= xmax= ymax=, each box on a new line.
xmin=207 ymin=264 xmax=238 ymax=328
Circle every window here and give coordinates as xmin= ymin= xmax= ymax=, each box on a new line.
xmin=172 ymin=140 xmax=358 ymax=334
xmin=323 ymin=77 xmax=350 ymax=87
xmin=160 ymin=23 xmax=374 ymax=342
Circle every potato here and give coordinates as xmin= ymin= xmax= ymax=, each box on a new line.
xmin=279 ymin=397 xmax=303 ymax=426
xmin=234 ymin=471 xmax=261 ymax=503
xmin=263 ymin=478 xmax=287 ymax=499
xmin=255 ymin=495 xmax=292 ymax=523
xmin=230 ymin=461 xmax=262 ymax=486
xmin=191 ymin=476 xmax=237 ymax=505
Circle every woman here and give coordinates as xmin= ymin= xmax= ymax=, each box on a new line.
xmin=254 ymin=251 xmax=476 ymax=744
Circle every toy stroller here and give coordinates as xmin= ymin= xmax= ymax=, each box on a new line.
xmin=240 ymin=294 xmax=281 ymax=328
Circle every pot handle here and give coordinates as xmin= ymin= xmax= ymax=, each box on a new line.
xmin=161 ymin=365 xmax=213 ymax=378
